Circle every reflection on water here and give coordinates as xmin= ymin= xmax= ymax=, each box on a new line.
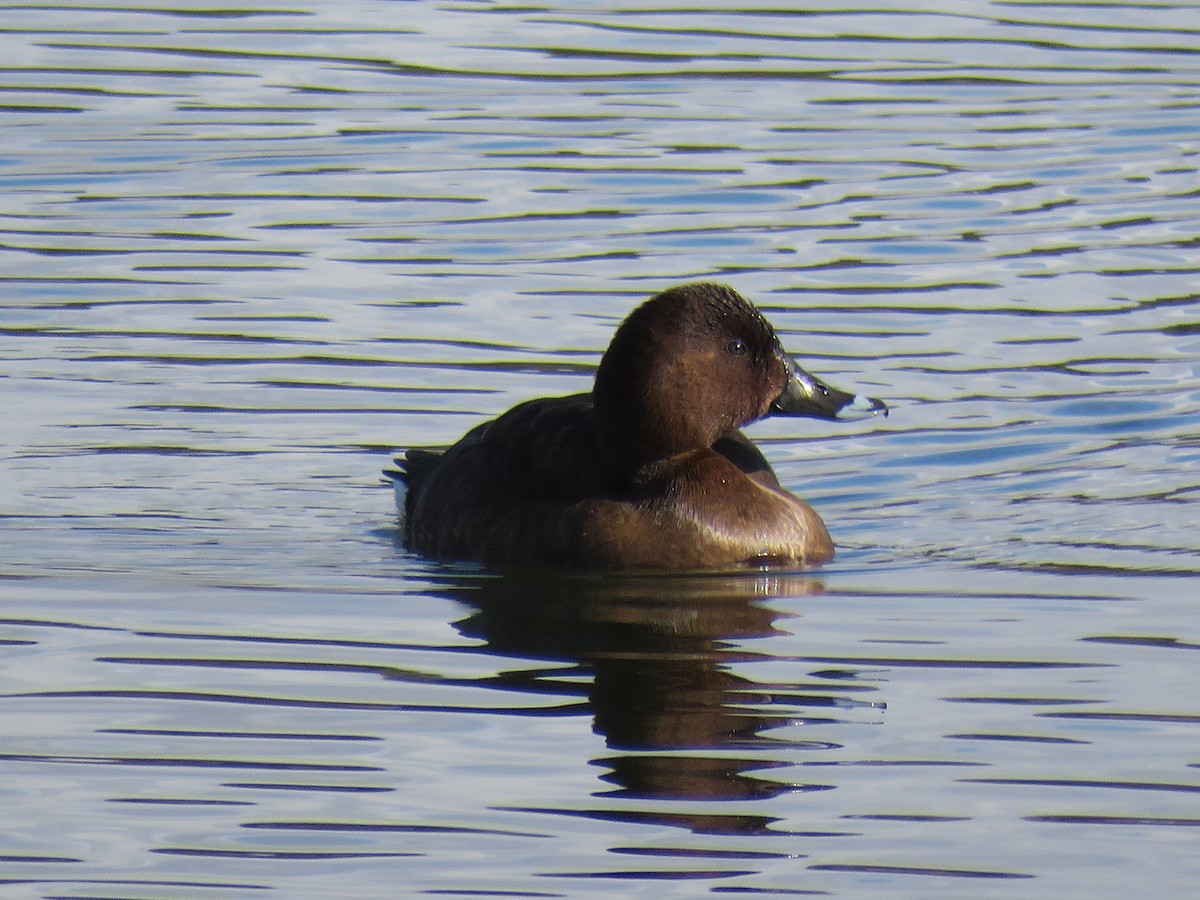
xmin=2 ymin=0 xmax=1199 ymax=897
xmin=4 ymin=570 xmax=1197 ymax=895
xmin=451 ymin=571 xmax=859 ymax=818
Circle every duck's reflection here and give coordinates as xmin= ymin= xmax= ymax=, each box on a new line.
xmin=429 ymin=569 xmax=872 ymax=826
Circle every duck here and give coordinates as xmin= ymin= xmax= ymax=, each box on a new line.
xmin=387 ymin=282 xmax=886 ymax=570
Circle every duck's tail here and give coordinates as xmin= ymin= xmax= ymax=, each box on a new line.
xmin=382 ymin=448 xmax=442 ymax=487
xmin=382 ymin=448 xmax=442 ymax=526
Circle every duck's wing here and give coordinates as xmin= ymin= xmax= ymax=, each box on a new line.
xmin=389 ymin=393 xmax=603 ymax=499
xmin=477 ymin=392 xmax=608 ymax=502
xmin=399 ymin=393 xmax=613 ymax=564
xmin=712 ymin=431 xmax=784 ymax=489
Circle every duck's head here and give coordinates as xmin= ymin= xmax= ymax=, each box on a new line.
xmin=593 ymin=282 xmax=886 ymax=467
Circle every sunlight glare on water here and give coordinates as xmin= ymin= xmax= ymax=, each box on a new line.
xmin=1 ymin=1 xmax=1199 ymax=897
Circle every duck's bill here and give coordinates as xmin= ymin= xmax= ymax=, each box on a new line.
xmin=772 ymin=362 xmax=888 ymax=421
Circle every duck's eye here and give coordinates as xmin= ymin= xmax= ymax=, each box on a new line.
xmin=725 ymin=339 xmax=748 ymax=356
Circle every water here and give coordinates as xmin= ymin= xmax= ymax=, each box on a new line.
xmin=2 ymin=0 xmax=1199 ymax=896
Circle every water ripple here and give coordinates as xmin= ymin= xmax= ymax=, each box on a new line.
xmin=3 ymin=1 xmax=1200 ymax=896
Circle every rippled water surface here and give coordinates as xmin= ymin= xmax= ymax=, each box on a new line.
xmin=3 ymin=1 xmax=1199 ymax=897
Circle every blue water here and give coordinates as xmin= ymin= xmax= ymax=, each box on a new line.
xmin=2 ymin=1 xmax=1199 ymax=897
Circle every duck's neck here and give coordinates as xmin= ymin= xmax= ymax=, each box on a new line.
xmin=590 ymin=391 xmax=708 ymax=489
